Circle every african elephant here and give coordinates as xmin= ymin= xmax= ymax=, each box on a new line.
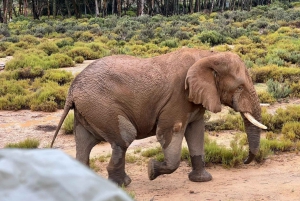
xmin=51 ymin=48 xmax=267 ymax=186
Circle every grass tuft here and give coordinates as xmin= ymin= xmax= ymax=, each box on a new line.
xmin=5 ymin=138 xmax=40 ymax=149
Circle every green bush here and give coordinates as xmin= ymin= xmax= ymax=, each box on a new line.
xmin=38 ymin=42 xmax=59 ymax=56
xmin=74 ymin=56 xmax=84 ymax=63
xmin=63 ymin=112 xmax=74 ymax=134
xmin=42 ymin=70 xmax=73 ymax=85
xmin=20 ymin=34 xmax=40 ymax=45
xmin=67 ymin=47 xmax=99 ymax=60
xmin=198 ymin=30 xmax=226 ymax=46
xmin=272 ymin=106 xmax=300 ymax=132
xmin=5 ymin=138 xmax=40 ymax=148
xmin=205 ymin=113 xmax=244 ymax=132
xmin=5 ymin=52 xmax=59 ymax=70
xmin=50 ymin=53 xmax=74 ymax=68
xmin=290 ymin=81 xmax=300 ymax=98
xmin=251 ymin=65 xmax=300 ymax=83
xmin=15 ymin=67 xmax=44 ymax=80
xmin=160 ymin=39 xmax=178 ymax=48
xmin=56 ymin=38 xmax=74 ymax=48
xmin=141 ymin=146 xmax=162 ymax=157
xmin=30 ymin=81 xmax=69 ymax=111
xmin=266 ymin=79 xmax=291 ymax=99
xmin=282 ymin=122 xmax=300 ymax=141
xmin=258 ymin=91 xmax=276 ymax=104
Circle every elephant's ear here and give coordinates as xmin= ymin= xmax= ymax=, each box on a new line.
xmin=185 ymin=56 xmax=222 ymax=113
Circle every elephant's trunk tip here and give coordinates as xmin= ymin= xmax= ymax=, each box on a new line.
xmin=243 ymin=151 xmax=256 ymax=164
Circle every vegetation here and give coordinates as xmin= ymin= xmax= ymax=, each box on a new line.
xmin=5 ymin=138 xmax=40 ymax=148
xmin=0 ymin=0 xmax=296 ymax=22
xmin=62 ymin=112 xmax=74 ymax=134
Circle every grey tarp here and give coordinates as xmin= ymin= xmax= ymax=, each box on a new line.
xmin=0 ymin=149 xmax=133 ymax=201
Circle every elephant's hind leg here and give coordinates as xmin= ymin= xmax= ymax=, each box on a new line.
xmin=107 ymin=144 xmax=131 ymax=186
xmin=75 ymin=122 xmax=100 ymax=167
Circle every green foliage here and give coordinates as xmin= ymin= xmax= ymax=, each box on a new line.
xmin=290 ymin=81 xmax=300 ymax=98
xmin=160 ymin=39 xmax=178 ymax=48
xmin=38 ymin=42 xmax=59 ymax=56
xmin=282 ymin=122 xmax=300 ymax=141
xmin=50 ymin=54 xmax=74 ymax=68
xmin=5 ymin=138 xmax=40 ymax=149
xmin=63 ymin=112 xmax=74 ymax=134
xmin=42 ymin=70 xmax=73 ymax=85
xmin=141 ymin=146 xmax=162 ymax=157
xmin=198 ymin=30 xmax=226 ymax=46
xmin=125 ymin=154 xmax=139 ymax=163
xmin=206 ymin=112 xmax=244 ymax=132
xmin=74 ymin=56 xmax=84 ymax=63
xmin=262 ymin=106 xmax=300 ymax=132
xmin=30 ymin=81 xmax=69 ymax=112
xmin=67 ymin=46 xmax=99 ymax=60
xmin=204 ymin=134 xmax=247 ymax=167
xmin=56 ymin=38 xmax=74 ymax=48
xmin=257 ymin=91 xmax=276 ymax=104
xmin=266 ymin=79 xmax=291 ymax=99
xmin=251 ymin=65 xmax=300 ymax=83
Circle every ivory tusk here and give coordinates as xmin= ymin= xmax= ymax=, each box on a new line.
xmin=244 ymin=113 xmax=268 ymax=130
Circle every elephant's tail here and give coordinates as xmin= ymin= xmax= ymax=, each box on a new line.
xmin=50 ymin=96 xmax=73 ymax=148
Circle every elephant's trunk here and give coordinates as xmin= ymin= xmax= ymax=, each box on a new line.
xmin=241 ymin=94 xmax=265 ymax=164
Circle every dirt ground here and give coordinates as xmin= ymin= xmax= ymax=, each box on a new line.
xmin=1 ymin=60 xmax=300 ymax=201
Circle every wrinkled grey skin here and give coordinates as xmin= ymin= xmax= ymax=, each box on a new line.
xmin=51 ymin=48 xmax=262 ymax=186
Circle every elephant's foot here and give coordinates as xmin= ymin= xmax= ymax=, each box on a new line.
xmin=189 ymin=169 xmax=212 ymax=182
xmin=188 ymin=155 xmax=212 ymax=182
xmin=108 ymin=173 xmax=132 ymax=186
xmin=148 ymin=159 xmax=179 ymax=180
xmin=148 ymin=159 xmax=160 ymax=180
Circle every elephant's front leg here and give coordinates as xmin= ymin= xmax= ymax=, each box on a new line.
xmin=185 ymin=119 xmax=212 ymax=182
xmin=148 ymin=122 xmax=184 ymax=180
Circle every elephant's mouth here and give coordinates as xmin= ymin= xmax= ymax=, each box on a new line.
xmin=243 ymin=113 xmax=267 ymax=129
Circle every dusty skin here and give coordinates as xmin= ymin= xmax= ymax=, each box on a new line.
xmin=1 ymin=60 xmax=300 ymax=201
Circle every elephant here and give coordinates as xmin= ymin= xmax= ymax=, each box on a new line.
xmin=51 ymin=47 xmax=267 ymax=186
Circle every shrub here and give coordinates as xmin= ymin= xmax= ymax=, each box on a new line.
xmin=50 ymin=53 xmax=74 ymax=68
xmin=251 ymin=65 xmax=300 ymax=83
xmin=160 ymin=39 xmax=178 ymax=48
xmin=74 ymin=56 xmax=84 ymax=63
xmin=0 ymin=94 xmax=30 ymax=110
xmin=290 ymin=81 xmax=300 ymax=98
xmin=0 ymin=23 xmax=10 ymax=37
xmin=5 ymin=52 xmax=59 ymax=70
xmin=63 ymin=112 xmax=74 ymax=134
xmin=67 ymin=47 xmax=99 ymax=60
xmin=141 ymin=146 xmax=162 ymax=157
xmin=257 ymin=91 xmax=276 ymax=104
xmin=56 ymin=38 xmax=74 ymax=48
xmin=282 ymin=122 xmax=300 ymax=141
xmin=38 ymin=42 xmax=59 ymax=56
xmin=266 ymin=79 xmax=291 ymax=99
xmin=42 ymin=70 xmax=73 ymax=85
xmin=16 ymin=66 xmax=44 ymax=80
xmin=78 ymin=31 xmax=94 ymax=42
xmin=205 ymin=113 xmax=244 ymax=132
xmin=272 ymin=106 xmax=300 ymax=132
xmin=5 ymin=138 xmax=40 ymax=148
xmin=198 ymin=30 xmax=226 ymax=46
xmin=20 ymin=34 xmax=40 ymax=45
xmin=30 ymin=81 xmax=69 ymax=111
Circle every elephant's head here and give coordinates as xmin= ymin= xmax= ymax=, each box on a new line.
xmin=185 ymin=52 xmax=267 ymax=164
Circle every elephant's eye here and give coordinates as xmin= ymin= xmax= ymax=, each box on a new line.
xmin=237 ymin=85 xmax=243 ymax=92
